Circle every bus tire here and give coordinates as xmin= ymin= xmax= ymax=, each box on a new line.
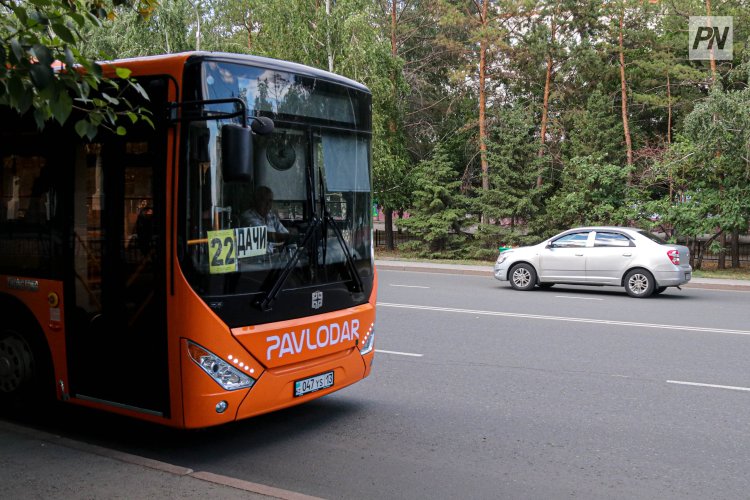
xmin=0 ymin=310 xmax=54 ymax=409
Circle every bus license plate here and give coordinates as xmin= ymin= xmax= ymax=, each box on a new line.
xmin=294 ymin=371 xmax=334 ymax=397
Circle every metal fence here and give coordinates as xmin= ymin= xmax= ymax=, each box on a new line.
xmin=375 ymin=229 xmax=750 ymax=264
xmin=374 ymin=230 xmax=418 ymax=248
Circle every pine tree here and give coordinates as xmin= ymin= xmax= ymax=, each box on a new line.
xmin=398 ymin=142 xmax=470 ymax=257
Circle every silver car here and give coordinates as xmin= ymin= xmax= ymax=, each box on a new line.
xmin=493 ymin=227 xmax=692 ymax=298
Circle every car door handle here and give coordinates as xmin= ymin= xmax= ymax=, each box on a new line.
xmin=622 ymin=253 xmax=632 ymax=257
xmin=575 ymin=253 xmax=584 ymax=256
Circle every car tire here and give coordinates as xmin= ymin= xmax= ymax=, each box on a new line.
xmin=509 ymin=263 xmax=537 ymax=291
xmin=624 ymin=269 xmax=655 ymax=298
xmin=652 ymin=286 xmax=667 ymax=295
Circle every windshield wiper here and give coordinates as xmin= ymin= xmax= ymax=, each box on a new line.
xmin=259 ymin=217 xmax=321 ymax=311
xmin=322 ymin=209 xmax=364 ymax=294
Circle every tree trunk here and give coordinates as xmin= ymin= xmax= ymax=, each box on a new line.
xmin=389 ymin=0 xmax=398 ymax=134
xmin=536 ymin=18 xmax=555 ymax=188
xmin=384 ymin=208 xmax=395 ymax=251
xmin=478 ymin=0 xmax=489 ymax=195
xmin=718 ymin=231 xmax=726 ymax=269
xmin=618 ymin=8 xmax=633 ymax=180
xmin=326 ymin=0 xmax=334 ymax=72
xmin=731 ymin=230 xmax=739 ymax=268
xmin=706 ymin=0 xmax=717 ymax=84
xmin=666 ymin=72 xmax=672 ymax=146
xmin=698 ymin=230 xmax=723 ymax=270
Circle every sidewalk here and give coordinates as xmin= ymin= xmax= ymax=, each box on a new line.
xmin=375 ymin=258 xmax=750 ymax=291
xmin=0 ymin=420 xmax=320 ymax=500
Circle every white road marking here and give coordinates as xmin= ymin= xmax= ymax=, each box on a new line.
xmin=376 ymin=349 xmax=424 ymax=357
xmin=667 ymin=380 xmax=750 ymax=392
xmin=377 ymin=302 xmax=750 ymax=336
xmin=555 ymin=296 xmax=604 ymax=301
xmin=390 ymin=284 xmax=430 ymax=289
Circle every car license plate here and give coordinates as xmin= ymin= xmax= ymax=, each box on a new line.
xmin=685 ymin=272 xmax=691 ymax=280
xmin=294 ymin=371 xmax=334 ymax=397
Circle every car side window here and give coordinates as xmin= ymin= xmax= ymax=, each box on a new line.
xmin=551 ymin=232 xmax=590 ymax=248
xmin=593 ymin=232 xmax=632 ymax=247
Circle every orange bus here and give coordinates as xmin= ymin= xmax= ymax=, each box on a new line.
xmin=0 ymin=52 xmax=377 ymax=428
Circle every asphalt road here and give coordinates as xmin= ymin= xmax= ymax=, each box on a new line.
xmin=6 ymin=270 xmax=750 ymax=499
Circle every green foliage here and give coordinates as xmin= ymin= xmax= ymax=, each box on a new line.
xmin=470 ymin=105 xmax=542 ymax=254
xmin=564 ymin=88 xmax=625 ymax=166
xmin=398 ymin=142 xmax=471 ymax=257
xmin=82 ymin=0 xmax=196 ymax=58
xmin=0 ymin=0 xmax=157 ymax=137
xmin=543 ymin=155 xmax=632 ymax=229
xmin=4 ymin=0 xmax=750 ymax=262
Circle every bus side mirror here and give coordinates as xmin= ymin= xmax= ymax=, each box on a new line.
xmin=221 ymin=124 xmax=253 ymax=182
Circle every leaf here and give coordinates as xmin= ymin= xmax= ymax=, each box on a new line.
xmin=64 ymin=47 xmax=76 ymax=68
xmin=86 ymin=123 xmax=98 ymax=140
xmin=75 ymin=119 xmax=89 ymax=138
xmin=140 ymin=115 xmax=155 ymax=129
xmin=104 ymin=108 xmax=116 ymax=124
xmin=12 ymin=81 xmax=33 ymax=114
xmin=10 ymin=39 xmax=25 ymax=64
xmin=69 ymin=12 xmax=86 ymax=28
xmin=28 ymin=10 xmax=49 ymax=26
xmin=11 ymin=6 xmax=28 ymax=26
xmin=101 ymin=92 xmax=119 ymax=105
xmin=115 ymin=67 xmax=132 ymax=79
xmin=50 ymin=91 xmax=73 ymax=125
xmin=33 ymin=107 xmax=48 ymax=130
xmin=31 ymin=44 xmax=53 ymax=66
xmin=116 ymin=126 xmax=127 ymax=136
xmin=51 ymin=22 xmax=76 ymax=44
xmin=131 ymin=82 xmax=150 ymax=101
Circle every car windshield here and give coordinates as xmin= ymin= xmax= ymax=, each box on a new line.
xmin=181 ymin=61 xmax=373 ymax=304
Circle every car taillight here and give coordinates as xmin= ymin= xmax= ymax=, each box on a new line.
xmin=667 ymin=249 xmax=680 ymax=265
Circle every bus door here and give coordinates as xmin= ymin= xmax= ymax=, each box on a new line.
xmin=67 ymin=121 xmax=169 ymax=417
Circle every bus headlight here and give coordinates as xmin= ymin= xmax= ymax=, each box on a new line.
xmin=187 ymin=342 xmax=255 ymax=391
xmin=359 ymin=324 xmax=375 ymax=355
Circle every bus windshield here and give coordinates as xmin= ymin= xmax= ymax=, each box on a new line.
xmin=182 ymin=61 xmax=373 ymax=323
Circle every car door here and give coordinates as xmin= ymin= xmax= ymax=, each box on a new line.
xmin=585 ymin=231 xmax=635 ymax=284
xmin=538 ymin=231 xmax=591 ymax=283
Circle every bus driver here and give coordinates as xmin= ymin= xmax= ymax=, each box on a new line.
xmin=241 ymin=185 xmax=290 ymax=252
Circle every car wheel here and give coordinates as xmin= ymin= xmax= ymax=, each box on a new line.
xmin=509 ymin=263 xmax=537 ymax=291
xmin=652 ymin=286 xmax=667 ymax=295
xmin=624 ymin=269 xmax=655 ymax=298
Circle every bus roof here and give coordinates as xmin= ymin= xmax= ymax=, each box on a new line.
xmin=98 ymin=51 xmax=370 ymax=94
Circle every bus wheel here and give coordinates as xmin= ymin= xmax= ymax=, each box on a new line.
xmin=0 ymin=326 xmax=50 ymax=406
